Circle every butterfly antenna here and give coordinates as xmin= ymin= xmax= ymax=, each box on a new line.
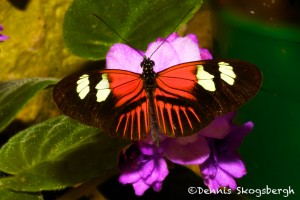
xmin=149 ymin=6 xmax=196 ymax=59
xmin=93 ymin=13 xmax=144 ymax=58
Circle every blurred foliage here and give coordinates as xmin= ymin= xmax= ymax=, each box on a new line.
xmin=0 ymin=78 xmax=57 ymax=132
xmin=0 ymin=0 xmax=87 ymax=123
xmin=0 ymin=189 xmax=43 ymax=200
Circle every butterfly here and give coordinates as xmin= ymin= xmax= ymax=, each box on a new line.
xmin=53 ymin=56 xmax=262 ymax=141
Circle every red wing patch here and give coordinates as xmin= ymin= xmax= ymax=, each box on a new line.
xmin=156 ymin=63 xmax=197 ymax=101
xmin=104 ymin=70 xmax=144 ymax=107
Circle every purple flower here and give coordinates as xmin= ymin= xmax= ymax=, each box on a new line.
xmin=0 ymin=24 xmax=9 ymax=42
xmin=199 ymin=113 xmax=254 ymax=191
xmin=118 ymin=112 xmax=253 ymax=196
xmin=118 ymin=134 xmax=211 ymax=196
xmin=109 ymin=33 xmax=252 ymax=195
xmin=118 ymin=141 xmax=168 ymax=196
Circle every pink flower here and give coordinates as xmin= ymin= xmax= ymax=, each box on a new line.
xmin=106 ymin=32 xmax=212 ymax=73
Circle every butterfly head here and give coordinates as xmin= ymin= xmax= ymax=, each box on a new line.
xmin=141 ymin=56 xmax=155 ymax=70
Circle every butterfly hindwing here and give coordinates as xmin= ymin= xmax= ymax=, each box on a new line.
xmin=53 ymin=69 xmax=150 ymax=140
xmin=155 ymin=59 xmax=262 ymax=137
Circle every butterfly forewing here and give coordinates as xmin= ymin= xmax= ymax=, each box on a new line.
xmin=53 ymin=70 xmax=150 ymax=140
xmin=155 ymin=59 xmax=262 ymax=137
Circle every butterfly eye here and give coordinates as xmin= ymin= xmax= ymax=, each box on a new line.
xmin=150 ymin=60 xmax=155 ymax=66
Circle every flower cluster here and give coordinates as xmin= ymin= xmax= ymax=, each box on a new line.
xmin=0 ymin=24 xmax=8 ymax=42
xmin=107 ymin=33 xmax=253 ymax=196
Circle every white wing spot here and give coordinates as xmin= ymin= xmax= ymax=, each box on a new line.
xmin=76 ymin=74 xmax=90 ymax=99
xmin=196 ymin=65 xmax=216 ymax=92
xmin=218 ymin=62 xmax=236 ymax=85
xmin=221 ymin=74 xmax=235 ymax=85
xmin=96 ymin=73 xmax=111 ymax=102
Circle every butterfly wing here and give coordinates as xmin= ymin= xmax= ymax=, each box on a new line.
xmin=155 ymin=59 xmax=262 ymax=137
xmin=53 ymin=69 xmax=149 ymax=140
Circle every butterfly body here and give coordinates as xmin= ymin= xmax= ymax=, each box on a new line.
xmin=53 ymin=59 xmax=262 ymax=141
xmin=140 ymin=56 xmax=163 ymax=142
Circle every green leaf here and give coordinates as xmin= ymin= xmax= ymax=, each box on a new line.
xmin=0 ymin=116 xmax=128 ymax=191
xmin=0 ymin=78 xmax=58 ymax=132
xmin=64 ymin=0 xmax=202 ymax=60
xmin=0 ymin=189 xmax=43 ymax=200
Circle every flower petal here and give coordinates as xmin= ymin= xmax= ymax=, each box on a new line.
xmin=218 ymin=154 xmax=247 ymax=178
xmin=200 ymin=48 xmax=213 ymax=60
xmin=139 ymin=159 xmax=155 ymax=179
xmin=201 ymin=158 xmax=238 ymax=191
xmin=186 ymin=34 xmax=199 ymax=45
xmin=200 ymin=156 xmax=216 ymax=178
xmin=155 ymin=32 xmax=179 ymax=42
xmin=145 ymin=41 xmax=180 ymax=72
xmin=168 ymin=33 xmax=201 ymax=63
xmin=226 ymin=122 xmax=254 ymax=150
xmin=106 ymin=44 xmax=143 ymax=73
xmin=163 ymin=135 xmax=210 ymax=165
xmin=139 ymin=142 xmax=157 ymax=155
xmin=198 ymin=112 xmax=236 ymax=139
xmin=206 ymin=179 xmax=221 ymax=191
xmin=144 ymin=158 xmax=168 ymax=185
xmin=156 ymin=158 xmax=169 ymax=182
xmin=132 ymin=179 xmax=150 ymax=196
xmin=165 ymin=32 xmax=179 ymax=42
xmin=119 ymin=170 xmax=141 ymax=184
xmin=215 ymin=169 xmax=237 ymax=190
